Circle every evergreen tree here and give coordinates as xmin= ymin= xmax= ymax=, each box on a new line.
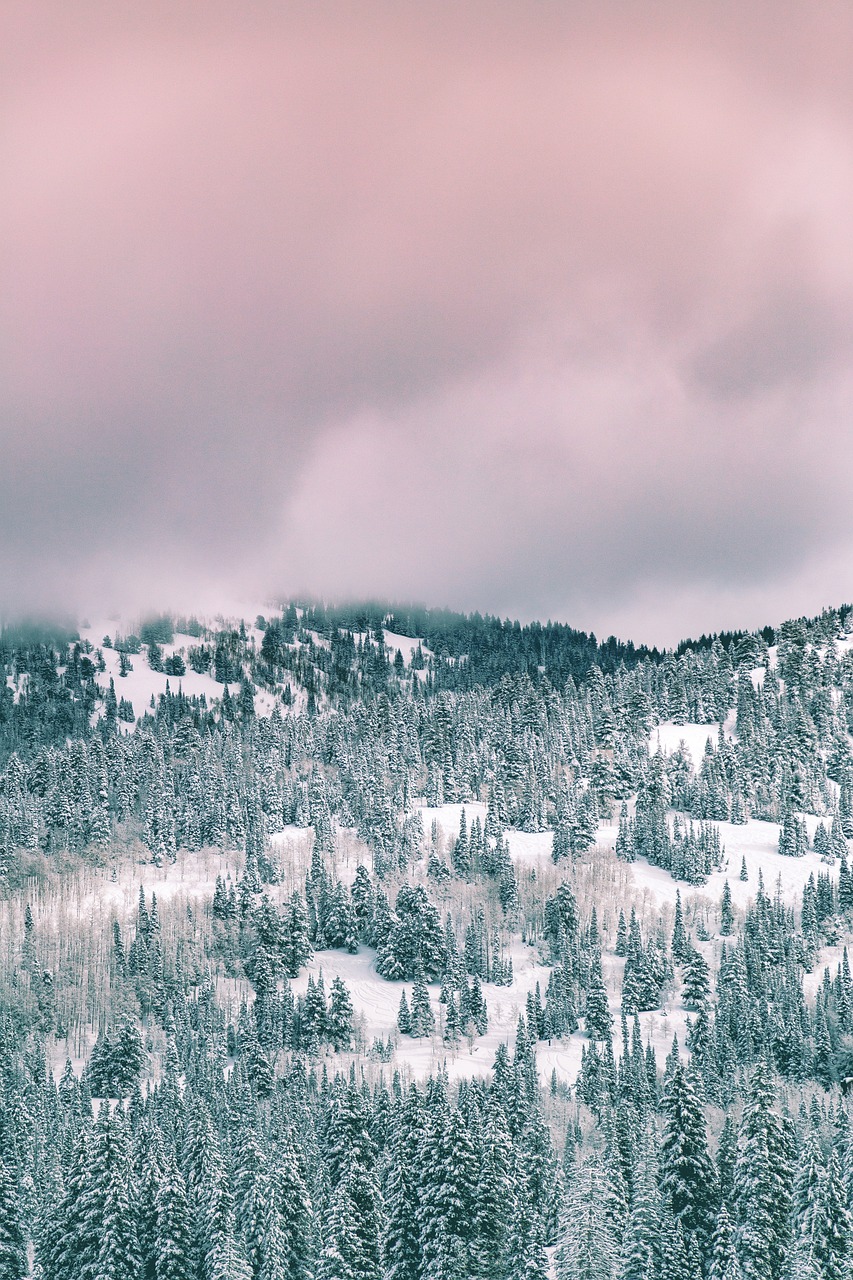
xmin=733 ymin=1063 xmax=793 ymax=1280
xmin=383 ymin=1096 xmax=422 ymax=1280
xmin=681 ymin=948 xmax=711 ymax=1010
xmin=708 ymin=1206 xmax=737 ymax=1280
xmin=155 ymin=1150 xmax=193 ymax=1280
xmin=671 ymin=891 xmax=688 ymax=962
xmin=659 ymin=1061 xmax=718 ymax=1266
xmin=0 ymin=1159 xmax=26 ymax=1280
xmin=410 ymin=974 xmax=435 ymax=1038
xmin=93 ymin=1108 xmax=142 ymax=1280
xmin=621 ymin=1131 xmax=661 ymax=1280
xmin=555 ymin=1159 xmax=621 ymax=1280
xmin=328 ymin=976 xmax=355 ymax=1051
xmin=397 ymin=991 xmax=412 ymax=1035
xmin=585 ymin=948 xmax=613 ymax=1041
xmin=720 ymin=881 xmax=734 ymax=935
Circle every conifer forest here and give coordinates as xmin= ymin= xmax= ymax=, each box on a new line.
xmin=4 ymin=601 xmax=853 ymax=1280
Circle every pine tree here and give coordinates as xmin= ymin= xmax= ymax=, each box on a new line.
xmin=620 ymin=1131 xmax=660 ymax=1280
xmin=659 ymin=1061 xmax=718 ymax=1266
xmin=555 ymin=1158 xmax=620 ymax=1280
xmin=585 ymin=948 xmax=613 ymax=1041
xmin=274 ymin=1136 xmax=314 ymax=1280
xmin=720 ymin=881 xmax=734 ymax=935
xmin=328 ymin=976 xmax=355 ymax=1051
xmin=733 ymin=1063 xmax=793 ymax=1280
xmin=41 ymin=1123 xmax=98 ymax=1280
xmin=789 ymin=1127 xmax=825 ymax=1280
xmin=0 ymin=1159 xmax=26 ymax=1280
xmin=817 ymin=1146 xmax=850 ymax=1280
xmin=671 ymin=891 xmax=688 ymax=962
xmin=93 ymin=1108 xmax=143 ymax=1280
xmin=410 ymin=974 xmax=434 ymax=1038
xmin=471 ymin=1104 xmax=515 ymax=1277
xmin=207 ymin=1184 xmax=253 ymax=1280
xmin=708 ymin=1206 xmax=737 ymax=1280
xmin=681 ymin=948 xmax=711 ymax=1010
xmin=384 ymin=1097 xmax=422 ymax=1280
xmin=443 ymin=994 xmax=461 ymax=1045
xmin=154 ymin=1150 xmax=193 ymax=1280
xmin=397 ymin=991 xmax=412 ymax=1035
xmin=615 ymin=910 xmax=628 ymax=957
xmin=418 ymin=1102 xmax=478 ymax=1280
xmin=318 ymin=1180 xmax=362 ymax=1280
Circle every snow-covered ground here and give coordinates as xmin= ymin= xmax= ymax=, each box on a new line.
xmin=78 ymin=615 xmax=293 ymax=724
xmin=627 ymin=816 xmax=830 ymax=915
xmin=384 ymin=630 xmax=427 ymax=663
xmin=415 ymin=800 xmax=827 ymax=916
xmin=92 ymin=635 xmax=240 ymax=722
xmin=32 ymin=797 xmax=842 ymax=1092
xmin=29 ymin=628 xmax=851 ymax=1093
xmin=77 ymin=613 xmax=429 ymax=728
xmin=648 ymin=714 xmax=738 ymax=765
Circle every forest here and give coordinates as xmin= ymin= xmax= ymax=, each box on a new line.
xmin=1 ymin=600 xmax=853 ymax=1280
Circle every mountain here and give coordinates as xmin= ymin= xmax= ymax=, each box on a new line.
xmin=2 ymin=599 xmax=852 ymax=1278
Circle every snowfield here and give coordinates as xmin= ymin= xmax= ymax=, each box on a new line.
xmin=48 ymin=791 xmax=831 ymax=1092
xmin=29 ymin=618 xmax=852 ymax=1095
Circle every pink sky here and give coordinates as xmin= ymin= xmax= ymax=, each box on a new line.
xmin=3 ymin=2 xmax=853 ymax=643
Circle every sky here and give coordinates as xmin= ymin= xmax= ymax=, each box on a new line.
xmin=3 ymin=1 xmax=853 ymax=647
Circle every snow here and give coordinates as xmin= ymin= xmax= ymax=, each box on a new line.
xmin=506 ymin=829 xmax=555 ymax=865
xmin=78 ymin=617 xmax=295 ymax=724
xmin=30 ymin=803 xmax=835 ymax=1093
xmin=624 ymin=817 xmax=831 ymax=918
xmin=416 ymin=801 xmax=487 ymax=837
xmin=648 ymin=718 xmax=738 ymax=768
xmin=27 ymin=610 xmax=849 ymax=1097
xmin=383 ymin=630 xmax=426 ymax=663
xmin=267 ymin=824 xmax=377 ymax=889
xmin=650 ymin=721 xmax=720 ymax=762
xmin=284 ymin=911 xmax=697 ymax=1087
xmin=75 ymin=846 xmax=242 ymax=919
xmin=291 ymin=939 xmax=561 ymax=1083
xmin=93 ymin=643 xmax=239 ymax=722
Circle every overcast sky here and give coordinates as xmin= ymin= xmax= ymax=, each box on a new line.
xmin=3 ymin=2 xmax=853 ymax=646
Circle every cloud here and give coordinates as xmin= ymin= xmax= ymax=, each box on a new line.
xmin=2 ymin=2 xmax=853 ymax=643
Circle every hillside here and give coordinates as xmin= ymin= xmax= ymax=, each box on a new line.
xmin=2 ymin=599 xmax=853 ymax=1279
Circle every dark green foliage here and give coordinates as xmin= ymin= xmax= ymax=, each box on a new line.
xmin=585 ymin=948 xmax=613 ymax=1041
xmin=87 ymin=1019 xmax=145 ymax=1097
xmin=376 ymin=886 xmax=447 ymax=981
xmin=4 ymin=598 xmax=853 ymax=1280
xmin=0 ymin=1159 xmax=26 ymax=1280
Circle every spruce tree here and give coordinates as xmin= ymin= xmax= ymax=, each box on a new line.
xmin=555 ymin=1158 xmax=621 ymax=1280
xmin=620 ymin=1131 xmax=660 ymax=1280
xmin=720 ymin=881 xmax=734 ymax=935
xmin=659 ymin=1062 xmax=718 ymax=1267
xmin=154 ymin=1150 xmax=193 ymax=1280
xmin=708 ymin=1206 xmax=737 ymax=1280
xmin=0 ymin=1159 xmax=26 ymax=1280
xmin=585 ymin=948 xmax=613 ymax=1041
xmin=328 ymin=977 xmax=355 ymax=1051
xmin=93 ymin=1108 xmax=142 ymax=1280
xmin=410 ymin=975 xmax=434 ymax=1038
xmin=733 ymin=1063 xmax=793 ymax=1280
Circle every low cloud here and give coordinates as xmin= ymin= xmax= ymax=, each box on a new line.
xmin=2 ymin=2 xmax=853 ymax=644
